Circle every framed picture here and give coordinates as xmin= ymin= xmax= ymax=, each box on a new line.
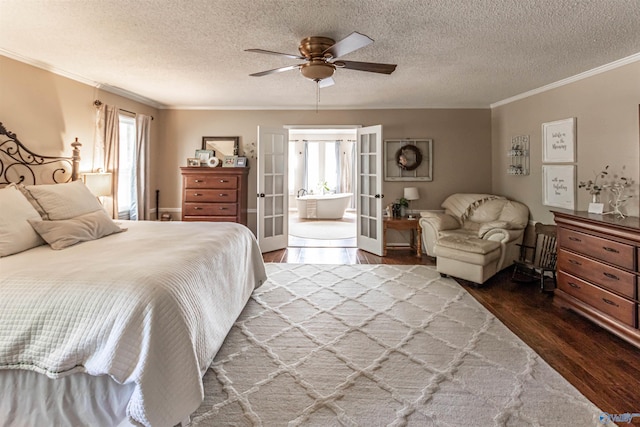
xmin=236 ymin=156 xmax=248 ymax=167
xmin=195 ymin=149 xmax=213 ymax=164
xmin=202 ymin=136 xmax=239 ymax=158
xmin=542 ymin=118 xmax=576 ymax=163
xmin=542 ymin=165 xmax=575 ymax=209
xmin=187 ymin=158 xmax=201 ymax=167
xmin=222 ymin=155 xmax=238 ymax=167
xmin=384 ymin=139 xmax=433 ymax=181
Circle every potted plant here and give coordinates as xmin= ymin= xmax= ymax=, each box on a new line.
xmin=397 ymin=197 xmax=409 ymax=217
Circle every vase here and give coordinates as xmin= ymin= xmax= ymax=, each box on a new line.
xmin=400 ymin=206 xmax=407 ymax=217
xmin=590 ymin=192 xmax=599 ymax=203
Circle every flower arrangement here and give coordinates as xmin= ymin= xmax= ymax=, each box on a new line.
xmin=579 ymin=165 xmax=635 ymax=218
xmin=578 ymin=166 xmax=609 ymax=200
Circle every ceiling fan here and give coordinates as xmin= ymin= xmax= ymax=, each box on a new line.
xmin=245 ymin=32 xmax=396 ymax=88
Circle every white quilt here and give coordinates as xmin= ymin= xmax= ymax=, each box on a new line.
xmin=0 ymin=221 xmax=267 ymax=427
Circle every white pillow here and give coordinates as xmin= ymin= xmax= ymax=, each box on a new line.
xmin=0 ymin=184 xmax=45 ymax=257
xmin=22 ymin=180 xmax=104 ymax=220
xmin=28 ymin=209 xmax=124 ymax=250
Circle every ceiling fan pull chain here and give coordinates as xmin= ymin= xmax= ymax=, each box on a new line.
xmin=316 ymin=80 xmax=320 ymax=113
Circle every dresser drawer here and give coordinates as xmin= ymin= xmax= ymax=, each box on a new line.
xmin=183 ymin=203 xmax=237 ymax=216
xmin=185 ymin=175 xmax=238 ymax=189
xmin=558 ymin=249 xmax=636 ymax=299
xmin=558 ymin=271 xmax=636 ymax=327
xmin=558 ymin=228 xmax=634 ymax=270
xmin=184 ymin=189 xmax=238 ymax=203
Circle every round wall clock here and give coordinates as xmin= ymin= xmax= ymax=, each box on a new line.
xmin=395 ymin=144 xmax=422 ymax=171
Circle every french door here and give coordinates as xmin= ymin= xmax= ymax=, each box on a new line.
xmin=256 ymin=126 xmax=289 ymax=253
xmin=356 ymin=125 xmax=384 ymax=256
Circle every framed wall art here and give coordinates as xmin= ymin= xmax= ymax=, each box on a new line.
xmin=384 ymin=139 xmax=433 ymax=181
xmin=542 ymin=118 xmax=576 ymax=163
xmin=542 ymin=164 xmax=575 ymax=209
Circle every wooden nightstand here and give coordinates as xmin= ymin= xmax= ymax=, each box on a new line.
xmin=383 ymin=217 xmax=422 ymax=257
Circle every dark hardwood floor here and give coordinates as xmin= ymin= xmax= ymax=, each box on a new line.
xmin=263 ymin=242 xmax=640 ymax=422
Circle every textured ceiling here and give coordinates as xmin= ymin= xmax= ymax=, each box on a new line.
xmin=1 ymin=0 xmax=639 ymax=109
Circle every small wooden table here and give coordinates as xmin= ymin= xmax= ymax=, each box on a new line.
xmin=383 ymin=217 xmax=422 ymax=257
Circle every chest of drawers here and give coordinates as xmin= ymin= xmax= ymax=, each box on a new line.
xmin=180 ymin=167 xmax=249 ymax=225
xmin=553 ymin=210 xmax=640 ymax=349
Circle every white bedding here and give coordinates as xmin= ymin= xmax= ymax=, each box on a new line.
xmin=0 ymin=220 xmax=267 ymax=426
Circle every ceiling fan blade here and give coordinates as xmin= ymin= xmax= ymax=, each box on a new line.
xmin=322 ymin=31 xmax=373 ymax=59
xmin=245 ymin=49 xmax=306 ymax=60
xmin=249 ymin=64 xmax=302 ymax=77
xmin=318 ymin=77 xmax=335 ymax=88
xmin=334 ymin=60 xmax=397 ymax=74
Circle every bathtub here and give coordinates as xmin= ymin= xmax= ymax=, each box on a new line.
xmin=296 ymin=193 xmax=353 ymax=219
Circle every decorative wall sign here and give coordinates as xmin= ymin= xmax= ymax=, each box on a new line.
xmin=542 ymin=118 xmax=576 ymax=163
xmin=384 ymin=139 xmax=433 ymax=181
xmin=542 ymin=165 xmax=575 ymax=209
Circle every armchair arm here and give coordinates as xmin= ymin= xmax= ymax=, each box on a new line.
xmin=419 ymin=213 xmax=460 ymax=256
xmin=482 ymin=227 xmax=526 ymax=271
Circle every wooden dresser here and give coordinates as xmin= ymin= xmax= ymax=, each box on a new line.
xmin=553 ymin=210 xmax=640 ymax=349
xmin=180 ymin=167 xmax=249 ymax=225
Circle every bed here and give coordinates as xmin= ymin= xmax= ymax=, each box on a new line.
xmin=0 ymin=123 xmax=267 ymax=426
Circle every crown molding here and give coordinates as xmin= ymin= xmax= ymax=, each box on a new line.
xmin=491 ymin=52 xmax=640 ymax=108
xmin=0 ymin=49 xmax=165 ymax=109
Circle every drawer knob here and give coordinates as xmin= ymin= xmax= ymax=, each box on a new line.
xmin=568 ymin=282 xmax=580 ymax=289
xmin=603 ymin=272 xmax=619 ymax=281
xmin=219 ymin=207 xmax=228 ymax=210
xmin=194 ymin=207 xmax=202 ymax=210
xmin=602 ymin=298 xmax=619 ymax=307
xmin=568 ymin=236 xmax=582 ymax=242
xmin=220 ymin=179 xmax=228 ymax=183
xmin=194 ymin=193 xmax=202 ymax=196
xmin=602 ymin=246 xmax=619 ymax=253
xmin=194 ymin=179 xmax=203 ymax=183
xmin=219 ymin=193 xmax=228 ymax=197
xmin=568 ymin=259 xmax=582 ymax=266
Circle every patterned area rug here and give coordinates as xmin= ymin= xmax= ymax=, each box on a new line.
xmin=189 ymin=264 xmax=605 ymax=426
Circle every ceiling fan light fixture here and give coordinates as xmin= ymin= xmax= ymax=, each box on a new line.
xmin=300 ymin=61 xmax=335 ymax=81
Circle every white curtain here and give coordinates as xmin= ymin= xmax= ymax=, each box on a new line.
xmin=94 ymin=104 xmax=120 ymax=219
xmin=133 ymin=114 xmax=151 ymax=220
xmin=340 ymin=140 xmax=354 ymax=194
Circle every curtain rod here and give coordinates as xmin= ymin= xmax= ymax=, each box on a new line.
xmin=93 ymin=100 xmax=154 ymax=120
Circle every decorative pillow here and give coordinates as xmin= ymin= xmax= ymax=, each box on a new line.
xmin=0 ymin=184 xmax=46 ymax=256
xmin=21 ymin=180 xmax=104 ymax=220
xmin=28 ymin=209 xmax=124 ymax=250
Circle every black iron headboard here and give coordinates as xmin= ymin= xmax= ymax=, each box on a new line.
xmin=0 ymin=122 xmax=81 ymax=186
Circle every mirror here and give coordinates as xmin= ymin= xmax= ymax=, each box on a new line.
xmin=202 ymin=136 xmax=239 ymax=158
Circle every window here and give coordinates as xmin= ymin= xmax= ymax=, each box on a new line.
xmin=118 ymin=114 xmax=137 ymax=219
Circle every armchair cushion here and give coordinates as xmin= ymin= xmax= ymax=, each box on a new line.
xmin=478 ymin=220 xmax=512 ymax=237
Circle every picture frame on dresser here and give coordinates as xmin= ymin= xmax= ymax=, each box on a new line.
xmin=195 ymin=149 xmax=213 ymax=164
xmin=222 ymin=156 xmax=238 ymax=167
xmin=187 ymin=158 xmax=200 ymax=167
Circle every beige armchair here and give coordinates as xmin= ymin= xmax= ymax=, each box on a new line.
xmin=419 ymin=194 xmax=529 ymax=284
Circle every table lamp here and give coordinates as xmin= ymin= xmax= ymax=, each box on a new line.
xmin=83 ymin=171 xmax=113 ymax=202
xmin=404 ymin=187 xmax=420 ymax=218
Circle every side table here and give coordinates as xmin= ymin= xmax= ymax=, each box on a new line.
xmin=383 ymin=217 xmax=422 ymax=257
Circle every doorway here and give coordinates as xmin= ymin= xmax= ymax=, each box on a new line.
xmin=288 ymin=127 xmax=357 ymax=248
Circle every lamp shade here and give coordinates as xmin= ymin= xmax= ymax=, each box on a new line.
xmin=404 ymin=187 xmax=420 ymax=201
xmin=83 ymin=172 xmax=113 ymax=197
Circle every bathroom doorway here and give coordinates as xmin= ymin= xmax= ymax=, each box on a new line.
xmin=288 ymin=127 xmax=358 ymax=247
